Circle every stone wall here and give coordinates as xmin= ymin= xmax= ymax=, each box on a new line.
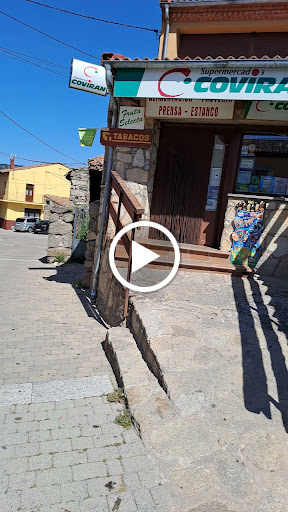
xmin=82 ymin=156 xmax=104 ymax=287
xmin=83 ymin=200 xmax=100 ymax=287
xmin=69 ymin=167 xmax=89 ymax=207
xmin=89 ymin=101 xmax=161 ymax=292
xmin=221 ymin=194 xmax=288 ymax=277
xmin=106 ymin=116 xmax=160 ymax=240
xmin=46 ymin=167 xmax=90 ymax=263
xmin=96 ymin=237 xmax=125 ymax=326
xmin=46 ymin=202 xmax=74 ymax=263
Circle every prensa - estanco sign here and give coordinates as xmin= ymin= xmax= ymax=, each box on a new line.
xmin=70 ymin=59 xmax=107 ymax=96
xmin=114 ymin=67 xmax=288 ymax=101
xmin=146 ymin=99 xmax=234 ymax=119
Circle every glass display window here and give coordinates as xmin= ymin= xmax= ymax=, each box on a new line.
xmin=235 ymin=134 xmax=288 ymax=196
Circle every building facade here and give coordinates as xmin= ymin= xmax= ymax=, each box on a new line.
xmin=0 ymin=163 xmax=71 ymax=229
xmin=96 ymin=0 xmax=288 ymax=278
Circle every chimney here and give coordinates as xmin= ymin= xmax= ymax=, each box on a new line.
xmin=10 ymin=155 xmax=15 ymax=170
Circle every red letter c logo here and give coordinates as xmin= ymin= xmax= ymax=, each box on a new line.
xmin=158 ymin=68 xmax=191 ymax=98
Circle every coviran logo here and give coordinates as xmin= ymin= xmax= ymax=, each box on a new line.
xmin=71 ymin=79 xmax=107 ymax=93
xmin=157 ymin=68 xmax=288 ymax=97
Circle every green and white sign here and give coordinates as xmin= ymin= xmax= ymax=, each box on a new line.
xmin=79 ymin=128 xmax=97 ymax=147
xmin=70 ymin=59 xmax=107 ymax=96
xmin=118 ymin=106 xmax=145 ymax=129
xmin=114 ymin=67 xmax=288 ymax=101
xmin=245 ymin=100 xmax=288 ymax=120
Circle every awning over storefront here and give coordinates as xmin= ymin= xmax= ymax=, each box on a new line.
xmin=103 ymin=58 xmax=288 ymax=101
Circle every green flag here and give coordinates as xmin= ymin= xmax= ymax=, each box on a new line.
xmin=79 ymin=128 xmax=97 ymax=147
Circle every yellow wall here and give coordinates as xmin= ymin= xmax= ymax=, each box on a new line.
xmin=5 ymin=203 xmax=31 ymax=222
xmin=0 ymin=163 xmax=70 ymax=223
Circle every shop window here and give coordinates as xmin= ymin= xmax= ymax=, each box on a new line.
xmin=25 ymin=184 xmax=34 ymax=202
xmin=24 ymin=208 xmax=40 ymax=218
xmin=235 ymin=135 xmax=288 ymax=197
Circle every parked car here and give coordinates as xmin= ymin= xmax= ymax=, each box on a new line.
xmin=33 ymin=220 xmax=50 ymax=234
xmin=14 ymin=217 xmax=39 ymax=233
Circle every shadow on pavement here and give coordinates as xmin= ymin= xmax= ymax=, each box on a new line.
xmin=29 ymin=259 xmax=107 ymax=328
xmin=232 ymin=206 xmax=288 ymax=432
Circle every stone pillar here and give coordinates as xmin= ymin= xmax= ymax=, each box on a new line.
xmin=47 ymin=204 xmax=74 ymax=263
xmin=69 ymin=167 xmax=89 ymax=207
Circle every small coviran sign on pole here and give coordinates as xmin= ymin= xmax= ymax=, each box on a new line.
xmin=100 ymin=128 xmax=152 ymax=148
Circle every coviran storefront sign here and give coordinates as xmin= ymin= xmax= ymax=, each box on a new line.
xmin=100 ymin=128 xmax=152 ymax=148
xmin=245 ymin=100 xmax=288 ymax=120
xmin=114 ymin=67 xmax=288 ymax=101
xmin=145 ymin=99 xmax=234 ymax=119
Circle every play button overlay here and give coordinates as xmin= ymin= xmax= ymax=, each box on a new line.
xmin=131 ymin=240 xmax=160 ymax=274
xmin=109 ymin=220 xmax=180 ymax=293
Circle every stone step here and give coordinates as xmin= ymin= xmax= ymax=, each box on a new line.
xmin=115 ymin=244 xmax=253 ymax=276
xmin=104 ymin=327 xmax=173 ymax=436
xmin=116 ymin=238 xmax=230 ymax=261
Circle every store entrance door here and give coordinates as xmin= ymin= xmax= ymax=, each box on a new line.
xmin=150 ymin=124 xmax=221 ymax=246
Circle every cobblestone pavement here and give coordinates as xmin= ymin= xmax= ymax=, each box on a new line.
xmin=0 ymin=230 xmax=168 ymax=512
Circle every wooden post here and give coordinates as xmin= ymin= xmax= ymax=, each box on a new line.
xmin=123 ymin=213 xmax=138 ymax=318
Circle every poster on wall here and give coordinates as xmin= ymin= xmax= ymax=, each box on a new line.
xmin=273 ymin=177 xmax=288 ymax=195
xmin=205 ymin=168 xmax=222 ymax=211
xmin=230 ymin=206 xmax=265 ymax=266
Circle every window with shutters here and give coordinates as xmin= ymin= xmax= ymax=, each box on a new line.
xmin=25 ymin=184 xmax=34 ymax=202
xmin=179 ymin=33 xmax=288 ymax=60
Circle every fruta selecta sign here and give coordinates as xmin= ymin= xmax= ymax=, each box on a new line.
xmin=114 ymin=67 xmax=288 ymax=101
xmin=69 ymin=59 xmax=107 ymax=96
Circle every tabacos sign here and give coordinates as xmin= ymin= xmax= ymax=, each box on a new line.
xmin=69 ymin=59 xmax=107 ymax=96
xmin=114 ymin=67 xmax=288 ymax=101
xmin=100 ymin=128 xmax=152 ymax=148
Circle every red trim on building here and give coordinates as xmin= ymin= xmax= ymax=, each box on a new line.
xmin=167 ymin=2 xmax=288 ymax=23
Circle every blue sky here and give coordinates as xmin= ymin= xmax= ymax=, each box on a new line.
xmin=0 ymin=0 xmax=160 ymax=168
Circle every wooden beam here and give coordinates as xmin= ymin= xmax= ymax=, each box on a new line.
xmin=111 ymin=171 xmax=145 ymax=216
xmin=108 ymin=202 xmax=131 ymax=254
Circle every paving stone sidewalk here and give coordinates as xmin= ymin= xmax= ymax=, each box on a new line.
xmin=0 ymin=230 xmax=169 ymax=512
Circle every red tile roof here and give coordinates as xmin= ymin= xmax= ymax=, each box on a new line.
xmin=44 ymin=195 xmax=70 ymax=207
xmin=103 ymin=54 xmax=288 ymax=62
xmin=0 ymin=163 xmax=70 ymax=174
xmin=88 ymin=155 xmax=104 ymax=171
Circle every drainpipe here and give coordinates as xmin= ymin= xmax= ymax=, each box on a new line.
xmin=162 ymin=3 xmax=170 ymax=59
xmin=91 ymin=64 xmax=118 ymax=303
